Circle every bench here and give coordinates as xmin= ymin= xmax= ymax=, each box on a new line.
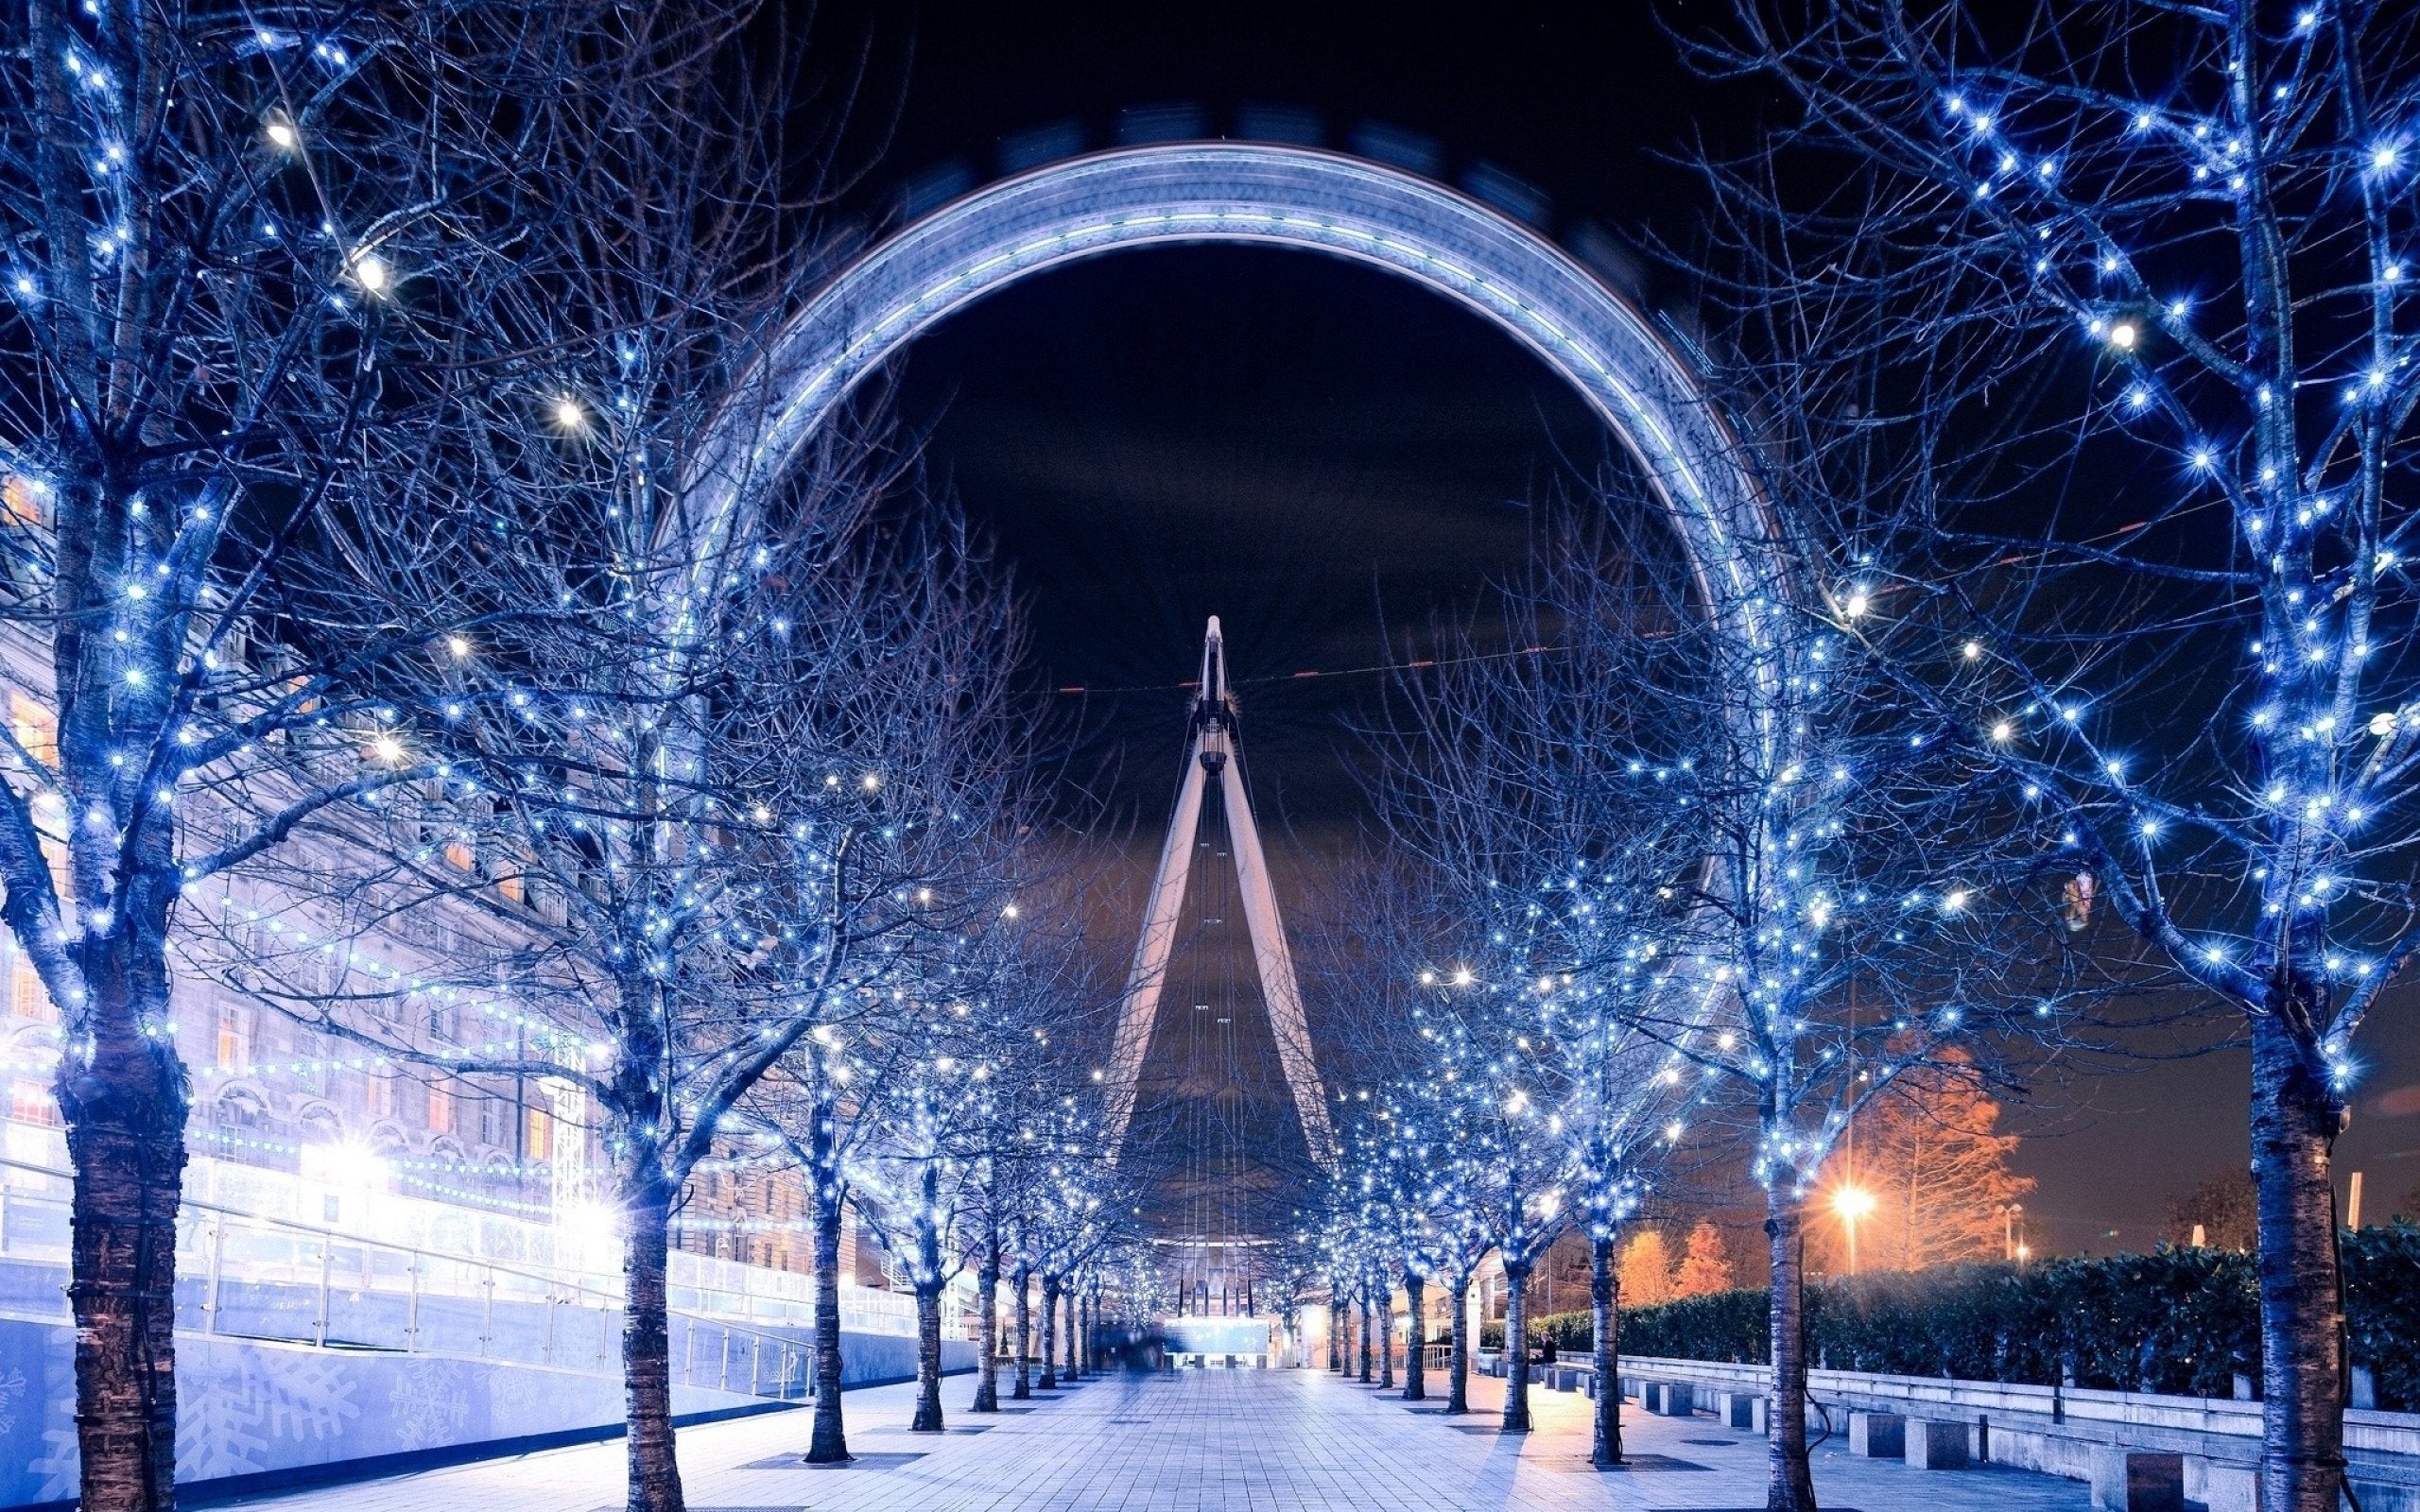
xmin=1712 ymin=1389 xmax=1769 ymax=1433
xmin=1849 ymin=1412 xmax=1907 ymax=1458
xmin=1906 ymin=1418 xmax=1971 ymax=1470
xmin=2092 ymin=1450 xmax=2185 ymax=1512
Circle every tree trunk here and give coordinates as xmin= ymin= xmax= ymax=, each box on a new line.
xmin=1384 ymin=1277 xmax=1403 ymax=1383
xmin=973 ymin=1264 xmax=1001 ymax=1412
xmin=620 ymin=1173 xmax=684 ymax=1512
xmin=910 ymin=1169 xmax=944 ymax=1432
xmin=1591 ymin=1232 xmax=1622 ymax=1466
xmin=1502 ymin=1256 xmax=1532 ymax=1433
xmin=911 ymin=1282 xmax=944 ymax=1432
xmin=1403 ymin=1271 xmax=1427 ymax=1400
xmin=1766 ymin=1190 xmax=1816 ymax=1512
xmin=1358 ymin=1291 xmax=1374 ymax=1382
xmin=1377 ymin=1278 xmax=1396 ymax=1389
xmin=805 ymin=1173 xmax=850 ymax=1464
xmin=2249 ymin=1013 xmax=2347 ymax=1512
xmin=1447 ymin=1272 xmax=1471 ymax=1414
xmin=1040 ymin=1275 xmax=1060 ymax=1390
xmin=1329 ymin=1297 xmax=1344 ymax=1372
xmin=1069 ymin=1277 xmax=1089 ymax=1374
xmin=1011 ymin=1267 xmax=1032 ymax=1400
xmin=59 ymin=959 xmax=187 ymax=1512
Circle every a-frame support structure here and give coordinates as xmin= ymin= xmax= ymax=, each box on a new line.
xmin=1100 ymin=618 xmax=1336 ymax=1171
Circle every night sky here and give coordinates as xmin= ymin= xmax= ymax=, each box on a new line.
xmin=805 ymin=0 xmax=2420 ymax=1250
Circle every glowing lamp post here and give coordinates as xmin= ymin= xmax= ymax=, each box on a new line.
xmin=1831 ymin=1184 xmax=1876 ymax=1276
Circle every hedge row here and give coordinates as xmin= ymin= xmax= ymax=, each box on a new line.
xmin=1492 ymin=1225 xmax=2420 ymax=1411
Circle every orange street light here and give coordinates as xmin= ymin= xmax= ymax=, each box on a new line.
xmin=1831 ymin=1184 xmax=1876 ymax=1275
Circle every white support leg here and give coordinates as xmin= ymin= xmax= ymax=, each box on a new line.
xmin=1100 ymin=738 xmax=1209 ymax=1154
xmin=1219 ymin=752 xmax=1335 ymax=1168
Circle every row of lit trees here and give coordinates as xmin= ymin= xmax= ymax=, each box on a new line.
xmin=1 ymin=5 xmax=769 ymax=1506
xmin=0 ymin=4 xmax=1148 ymax=1510
xmin=1303 ymin=472 xmax=2072 ymax=1492
xmin=1668 ymin=7 xmax=2420 ymax=1512
xmin=1304 ymin=11 xmax=2420 ymax=1512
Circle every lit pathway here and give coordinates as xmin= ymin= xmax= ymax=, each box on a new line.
xmin=226 ymin=1366 xmax=2104 ymax=1512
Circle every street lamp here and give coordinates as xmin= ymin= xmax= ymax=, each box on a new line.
xmin=1831 ymin=1184 xmax=1876 ymax=1276
xmin=2002 ymin=1202 xmax=2025 ymax=1262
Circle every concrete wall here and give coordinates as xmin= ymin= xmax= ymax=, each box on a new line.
xmin=821 ymin=1327 xmax=976 ymax=1389
xmin=1613 ymin=1354 xmax=2420 ymax=1512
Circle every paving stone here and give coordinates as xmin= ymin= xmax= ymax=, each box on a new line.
xmin=230 ymin=1366 xmax=2103 ymax=1512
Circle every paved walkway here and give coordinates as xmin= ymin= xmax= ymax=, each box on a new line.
xmin=227 ymin=1366 xmax=2104 ymax=1512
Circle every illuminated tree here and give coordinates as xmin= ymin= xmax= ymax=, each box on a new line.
xmin=0 ymin=5 xmax=733 ymax=1502
xmin=1618 ymin=1229 xmax=1678 ymax=1307
xmin=1371 ymin=563 xmax=1711 ymax=1462
xmin=849 ymin=1021 xmax=994 ymax=1433
xmin=255 ymin=491 xmax=1028 ymax=1504
xmin=1673 ymin=1219 xmax=1737 ymax=1297
xmin=1681 ymin=6 xmax=2420 ymax=1505
xmin=1011 ymin=1091 xmax=1122 ymax=1392
xmin=1810 ymin=1050 xmax=2034 ymax=1274
xmin=943 ymin=902 xmax=1108 ymax=1416
xmin=1352 ymin=474 xmax=2074 ymax=1503
xmin=1367 ymin=931 xmax=1574 ymax=1432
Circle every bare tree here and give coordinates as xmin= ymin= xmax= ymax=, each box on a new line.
xmin=851 ymin=1051 xmax=985 ymax=1433
xmin=1343 ymin=472 xmax=2081 ymax=1505
xmin=850 ymin=887 xmax=1097 ymax=1431
xmin=0 ymin=5 xmax=699 ymax=1502
xmin=1678 ymin=7 xmax=2420 ymax=1508
xmin=1021 ymin=1092 xmax=1126 ymax=1389
xmin=1353 ymin=546 xmax=1714 ymax=1462
xmin=954 ymin=903 xmax=1115 ymax=1408
xmin=230 ymin=479 xmax=1031 ymax=1512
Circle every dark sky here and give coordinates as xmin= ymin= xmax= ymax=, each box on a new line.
xmin=884 ymin=247 xmax=1610 ymax=844
xmin=804 ymin=0 xmax=2420 ymax=1251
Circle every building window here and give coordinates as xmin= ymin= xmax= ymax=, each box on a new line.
xmin=212 ymin=1089 xmax=268 ymax=1135
xmin=9 ymin=1078 xmax=59 ymax=1126
xmin=525 ymin=1104 xmax=551 ymax=1161
xmin=215 ymin=1004 xmax=254 ymax=1070
xmin=426 ymin=1077 xmax=454 ymax=1134
xmin=9 ymin=693 xmax=57 ymax=769
xmin=1 ymin=473 xmax=49 ymax=532
xmin=10 ymin=956 xmax=51 ymax=1021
